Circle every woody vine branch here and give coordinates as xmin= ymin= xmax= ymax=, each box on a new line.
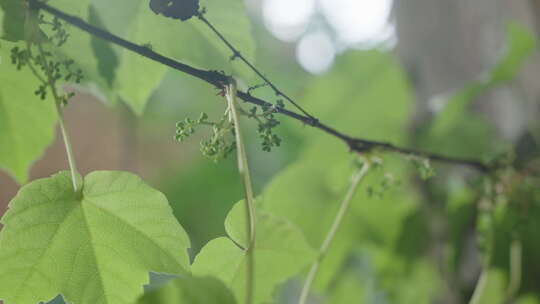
xmin=29 ymin=0 xmax=491 ymax=172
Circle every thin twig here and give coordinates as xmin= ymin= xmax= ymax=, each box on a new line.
xmin=29 ymin=0 xmax=491 ymax=172
xmin=226 ymin=77 xmax=256 ymax=304
xmin=298 ymin=160 xmax=370 ymax=304
xmin=197 ymin=13 xmax=317 ymax=122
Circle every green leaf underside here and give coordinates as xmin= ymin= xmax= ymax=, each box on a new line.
xmin=0 ymin=41 xmax=57 ymax=184
xmin=45 ymin=0 xmax=118 ymax=104
xmin=88 ymin=0 xmax=255 ymax=114
xmin=1 ymin=0 xmax=255 ymax=114
xmin=192 ymin=201 xmax=316 ymax=304
xmin=0 ymin=171 xmax=190 ymax=304
xmin=137 ymin=275 xmax=237 ymax=304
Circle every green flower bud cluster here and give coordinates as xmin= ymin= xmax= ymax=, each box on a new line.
xmin=10 ymin=15 xmax=83 ymax=104
xmin=410 ymin=157 xmax=436 ymax=180
xmin=38 ymin=15 xmax=70 ymax=47
xmin=175 ymin=96 xmax=284 ymax=160
xmin=175 ymin=112 xmax=236 ymax=161
xmin=366 ymin=173 xmax=400 ymax=199
xmin=10 ymin=47 xmax=29 ymax=70
xmin=246 ymin=101 xmax=283 ymax=152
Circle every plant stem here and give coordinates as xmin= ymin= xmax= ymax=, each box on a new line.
xmin=29 ymin=0 xmax=492 ymax=173
xmin=37 ymin=43 xmax=80 ymax=192
xmin=226 ymin=77 xmax=256 ymax=304
xmin=470 ymin=183 xmax=495 ymax=304
xmin=298 ymin=161 xmax=370 ymax=304
xmin=506 ymin=238 xmax=522 ymax=301
xmin=469 ymin=266 xmax=489 ymax=304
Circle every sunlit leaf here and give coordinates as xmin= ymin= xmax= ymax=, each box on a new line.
xmin=297 ymin=50 xmax=412 ymax=144
xmin=0 ymin=41 xmax=57 ymax=183
xmin=491 ymin=23 xmax=536 ymax=83
xmin=192 ymin=201 xmax=316 ymax=303
xmin=137 ymin=275 xmax=237 ymax=304
xmin=470 ymin=269 xmax=507 ymax=304
xmin=90 ymin=0 xmax=254 ymax=114
xmin=0 ymin=0 xmax=25 ymax=41
xmin=0 ymin=171 xmax=191 ymax=304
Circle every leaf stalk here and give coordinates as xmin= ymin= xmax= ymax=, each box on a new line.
xmin=36 ymin=43 xmax=80 ymax=192
xmin=226 ymin=77 xmax=256 ymax=304
xmin=298 ymin=160 xmax=370 ymax=304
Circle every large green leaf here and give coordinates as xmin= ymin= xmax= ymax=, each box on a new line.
xmin=137 ymin=275 xmax=237 ymax=304
xmin=90 ymin=0 xmax=255 ymax=114
xmin=0 ymin=41 xmax=57 ymax=183
xmin=6 ymin=0 xmax=254 ymax=113
xmin=296 ymin=50 xmax=412 ymax=144
xmin=0 ymin=171 xmax=191 ymax=304
xmin=192 ymin=201 xmax=316 ymax=303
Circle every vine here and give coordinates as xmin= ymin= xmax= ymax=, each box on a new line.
xmin=0 ymin=1 xmax=537 ymax=304
xmin=28 ymin=0 xmax=492 ymax=173
xmin=225 ymin=77 xmax=257 ymax=304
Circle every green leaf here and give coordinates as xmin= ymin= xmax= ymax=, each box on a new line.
xmin=517 ymin=294 xmax=540 ymax=304
xmin=0 ymin=0 xmax=25 ymax=41
xmin=192 ymin=201 xmax=316 ymax=303
xmin=297 ymin=50 xmax=412 ymax=144
xmin=88 ymin=4 xmax=119 ymax=88
xmin=0 ymin=41 xmax=57 ymax=183
xmin=137 ymin=275 xmax=237 ymax=304
xmin=326 ymin=271 xmax=365 ymax=304
xmin=44 ymin=0 xmax=117 ymax=104
xmin=491 ymin=23 xmax=536 ymax=83
xmin=422 ymin=23 xmax=536 ymax=157
xmin=0 ymin=171 xmax=191 ymax=304
xmin=383 ymin=260 xmax=441 ymax=304
xmin=90 ymin=0 xmax=254 ymax=114
xmin=260 ymin=140 xmax=418 ymax=292
xmin=471 ymin=269 xmax=507 ymax=304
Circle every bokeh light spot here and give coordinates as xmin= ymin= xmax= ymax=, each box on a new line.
xmin=296 ymin=31 xmax=336 ymax=74
xmin=319 ymin=0 xmax=394 ymax=46
xmin=263 ymin=0 xmax=315 ymax=42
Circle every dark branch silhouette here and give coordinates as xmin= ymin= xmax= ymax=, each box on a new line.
xmin=29 ymin=0 xmax=491 ymax=172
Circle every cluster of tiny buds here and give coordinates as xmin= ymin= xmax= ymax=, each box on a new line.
xmin=38 ymin=15 xmax=70 ymax=47
xmin=174 ymin=91 xmax=285 ymax=160
xmin=353 ymin=156 xmax=401 ymax=199
xmin=10 ymin=14 xmax=83 ymax=104
xmin=11 ymin=46 xmax=83 ymax=100
xmin=409 ymin=157 xmax=436 ymax=180
xmin=366 ymin=172 xmax=400 ymax=199
xmin=247 ymin=102 xmax=282 ymax=152
xmin=175 ymin=112 xmax=236 ymax=161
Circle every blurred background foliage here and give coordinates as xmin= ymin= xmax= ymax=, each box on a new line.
xmin=1 ymin=0 xmax=540 ymax=303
